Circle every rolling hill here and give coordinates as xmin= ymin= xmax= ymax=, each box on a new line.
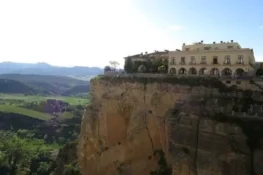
xmin=0 ymin=79 xmax=37 ymax=94
xmin=0 ymin=74 xmax=90 ymax=95
xmin=0 ymin=62 xmax=103 ymax=76
xmin=62 ymin=85 xmax=90 ymax=96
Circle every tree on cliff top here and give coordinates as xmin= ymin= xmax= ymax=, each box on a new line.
xmin=124 ymin=58 xmax=133 ymax=73
xmin=109 ymin=61 xmax=119 ymax=71
xmin=104 ymin=66 xmax=111 ymax=72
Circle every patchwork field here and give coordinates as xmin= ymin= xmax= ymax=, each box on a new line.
xmin=0 ymin=93 xmax=89 ymax=105
xmin=0 ymin=93 xmax=89 ymax=121
xmin=0 ymin=105 xmax=53 ymax=120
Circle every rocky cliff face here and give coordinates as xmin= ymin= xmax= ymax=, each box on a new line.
xmin=78 ymin=76 xmax=263 ymax=175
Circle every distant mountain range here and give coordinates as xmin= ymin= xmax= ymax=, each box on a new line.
xmin=0 ymin=62 xmax=103 ymax=78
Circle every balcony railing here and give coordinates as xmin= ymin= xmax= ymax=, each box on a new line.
xmin=189 ymin=61 xmax=196 ymax=65
xmin=180 ymin=61 xmax=186 ymax=65
xmin=236 ymin=61 xmax=244 ymax=64
xmin=200 ymin=61 xmax=207 ymax=64
xmin=223 ymin=62 xmax=231 ymax=65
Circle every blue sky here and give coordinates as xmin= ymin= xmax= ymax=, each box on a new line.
xmin=133 ymin=0 xmax=263 ymax=55
xmin=0 ymin=0 xmax=262 ymax=67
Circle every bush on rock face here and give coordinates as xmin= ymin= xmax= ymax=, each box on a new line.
xmin=104 ymin=66 xmax=111 ymax=72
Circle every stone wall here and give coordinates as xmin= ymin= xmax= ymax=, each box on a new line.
xmin=103 ymin=72 xmax=263 ymax=91
xmin=78 ymin=76 xmax=263 ymax=175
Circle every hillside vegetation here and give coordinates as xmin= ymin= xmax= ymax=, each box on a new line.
xmin=0 ymin=92 xmax=87 ymax=174
xmin=0 ymin=71 xmax=91 ymax=174
xmin=0 ymin=79 xmax=36 ymax=94
xmin=0 ymin=74 xmax=90 ymax=95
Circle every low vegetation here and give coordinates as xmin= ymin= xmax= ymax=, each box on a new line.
xmin=0 ymin=131 xmax=80 ymax=175
xmin=98 ymin=75 xmax=238 ymax=92
xmin=124 ymin=57 xmax=168 ymax=73
xmin=0 ymin=87 xmax=88 ymax=175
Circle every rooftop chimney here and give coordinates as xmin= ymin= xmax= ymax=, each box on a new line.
xmin=201 ymin=40 xmax=203 ymax=43
xmin=183 ymin=43 xmax=185 ymax=46
xmin=231 ymin=40 xmax=233 ymax=43
xmin=213 ymin=41 xmax=215 ymax=44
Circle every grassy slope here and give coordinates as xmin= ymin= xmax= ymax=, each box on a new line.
xmin=0 ymin=94 xmax=89 ymax=105
xmin=0 ymin=105 xmax=52 ymax=120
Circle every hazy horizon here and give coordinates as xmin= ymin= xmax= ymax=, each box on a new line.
xmin=0 ymin=61 xmax=104 ymax=68
xmin=0 ymin=0 xmax=263 ymax=68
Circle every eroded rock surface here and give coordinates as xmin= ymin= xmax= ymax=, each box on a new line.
xmin=78 ymin=77 xmax=263 ymax=175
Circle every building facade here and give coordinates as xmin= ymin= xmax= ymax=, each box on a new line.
xmin=168 ymin=40 xmax=255 ymax=77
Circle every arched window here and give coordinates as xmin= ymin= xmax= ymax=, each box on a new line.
xmin=178 ymin=68 xmax=187 ymax=75
xmin=210 ymin=68 xmax=220 ymax=76
xmin=222 ymin=68 xmax=232 ymax=76
xmin=199 ymin=68 xmax=207 ymax=76
xmin=169 ymin=68 xmax=176 ymax=74
xmin=188 ymin=68 xmax=197 ymax=75
xmin=235 ymin=68 xmax=245 ymax=77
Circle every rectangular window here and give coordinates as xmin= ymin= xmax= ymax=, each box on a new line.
xmin=170 ymin=57 xmax=175 ymax=65
xmin=213 ymin=56 xmax=218 ymax=64
xmin=180 ymin=57 xmax=185 ymax=64
xmin=224 ymin=55 xmax=231 ymax=64
xmin=237 ymin=55 xmax=244 ymax=64
xmin=190 ymin=56 xmax=196 ymax=64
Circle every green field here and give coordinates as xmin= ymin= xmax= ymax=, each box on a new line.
xmin=0 ymin=105 xmax=53 ymax=120
xmin=0 ymin=93 xmax=89 ymax=105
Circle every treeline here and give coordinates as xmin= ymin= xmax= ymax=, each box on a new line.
xmin=124 ymin=58 xmax=168 ymax=73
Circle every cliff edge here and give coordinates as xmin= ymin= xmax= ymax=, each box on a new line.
xmin=78 ymin=76 xmax=263 ymax=175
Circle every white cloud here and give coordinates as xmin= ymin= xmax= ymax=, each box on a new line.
xmin=0 ymin=0 xmax=180 ymax=68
